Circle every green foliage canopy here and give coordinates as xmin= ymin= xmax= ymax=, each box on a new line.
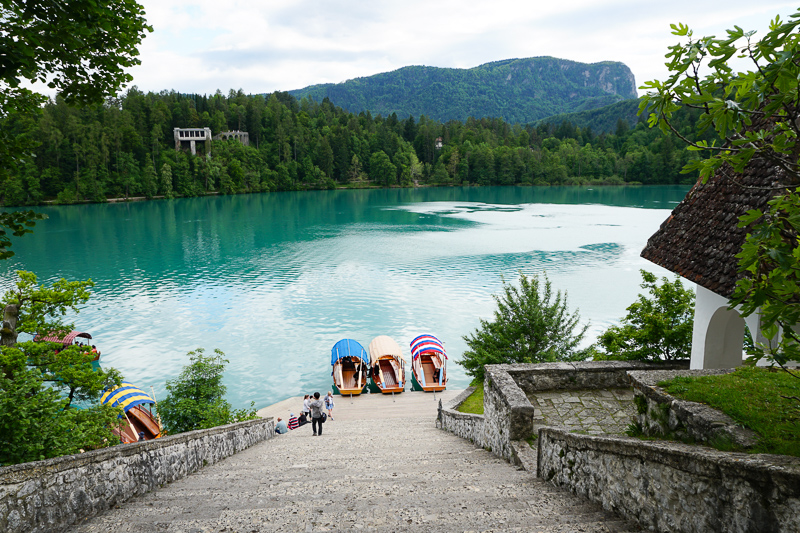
xmin=459 ymin=272 xmax=590 ymax=383
xmin=0 ymin=210 xmax=46 ymax=260
xmin=157 ymin=348 xmax=257 ymax=434
xmin=597 ymin=270 xmax=695 ymax=361
xmin=0 ymin=0 xmax=152 ymax=105
xmin=0 ymin=271 xmax=122 ymax=466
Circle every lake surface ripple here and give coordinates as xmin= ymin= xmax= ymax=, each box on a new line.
xmin=0 ymin=186 xmax=689 ymax=408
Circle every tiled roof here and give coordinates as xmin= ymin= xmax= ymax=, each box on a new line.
xmin=641 ymin=155 xmax=786 ymax=298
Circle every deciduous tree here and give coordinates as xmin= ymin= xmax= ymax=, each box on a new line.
xmin=157 ymin=348 xmax=257 ymax=434
xmin=0 ymin=271 xmax=122 ymax=466
xmin=459 ymin=272 xmax=590 ymax=382
xmin=597 ymin=270 xmax=694 ymax=361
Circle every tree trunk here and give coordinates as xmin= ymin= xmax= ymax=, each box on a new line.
xmin=1 ymin=303 xmax=20 ymax=347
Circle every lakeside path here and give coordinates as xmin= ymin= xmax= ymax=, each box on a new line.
xmin=69 ymin=390 xmax=638 ymax=532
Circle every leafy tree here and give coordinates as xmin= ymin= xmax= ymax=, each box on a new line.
xmin=596 ymin=270 xmax=695 ymax=361
xmin=0 ymin=271 xmax=122 ymax=466
xmin=640 ymin=10 xmax=800 ymax=374
xmin=1 ymin=0 xmax=151 ymax=105
xmin=0 ymin=210 xmax=46 ymax=260
xmin=460 ymin=272 xmax=590 ymax=382
xmin=160 ymin=163 xmax=173 ymax=198
xmin=0 ymin=0 xmax=152 ymax=186
xmin=369 ymin=150 xmax=396 ymax=186
xmin=157 ymin=348 xmax=257 ymax=434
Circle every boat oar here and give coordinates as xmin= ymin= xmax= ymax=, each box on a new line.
xmin=122 ymin=409 xmax=137 ymax=442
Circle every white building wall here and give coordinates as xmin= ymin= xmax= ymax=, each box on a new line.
xmin=690 ymin=285 xmax=745 ymax=369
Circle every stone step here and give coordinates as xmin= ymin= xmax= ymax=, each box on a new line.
xmin=69 ymin=394 xmax=639 ymax=532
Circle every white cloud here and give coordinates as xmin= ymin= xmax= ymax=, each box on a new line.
xmin=118 ymin=0 xmax=800 ymax=98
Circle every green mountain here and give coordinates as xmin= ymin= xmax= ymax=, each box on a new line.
xmin=536 ymin=98 xmax=644 ymax=134
xmin=288 ymin=57 xmax=637 ymax=124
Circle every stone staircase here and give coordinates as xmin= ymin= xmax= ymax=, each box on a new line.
xmin=68 ymin=394 xmax=639 ymax=532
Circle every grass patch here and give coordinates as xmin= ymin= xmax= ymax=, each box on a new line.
xmin=457 ymin=383 xmax=484 ymax=414
xmin=658 ymin=366 xmax=800 ymax=457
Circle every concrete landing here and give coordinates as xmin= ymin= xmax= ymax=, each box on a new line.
xmin=69 ymin=391 xmax=638 ymax=532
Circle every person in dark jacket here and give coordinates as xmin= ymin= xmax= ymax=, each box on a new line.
xmin=309 ymin=391 xmax=325 ymax=436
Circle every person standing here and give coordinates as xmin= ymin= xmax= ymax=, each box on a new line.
xmin=324 ymin=391 xmax=335 ymax=420
xmin=309 ymin=391 xmax=325 ymax=436
xmin=302 ymin=394 xmax=311 ymax=419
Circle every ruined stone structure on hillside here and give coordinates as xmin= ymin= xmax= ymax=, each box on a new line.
xmin=214 ymin=131 xmax=249 ymax=146
xmin=173 ymin=127 xmax=212 ymax=155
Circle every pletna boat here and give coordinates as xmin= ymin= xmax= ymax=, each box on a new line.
xmin=367 ymin=335 xmax=406 ymax=394
xmin=410 ymin=334 xmax=447 ymax=392
xmin=331 ymin=339 xmax=369 ymax=396
xmin=101 ymin=382 xmax=163 ymax=443
xmin=34 ymin=330 xmax=101 ymax=361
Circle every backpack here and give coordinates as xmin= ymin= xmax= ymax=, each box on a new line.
xmin=321 ymin=412 xmax=327 ymax=423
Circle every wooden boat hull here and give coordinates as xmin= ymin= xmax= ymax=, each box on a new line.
xmin=113 ymin=405 xmax=162 ymax=443
xmin=368 ymin=356 xmax=405 ymax=394
xmin=332 ymin=361 xmax=367 ymax=396
xmin=411 ymin=353 xmax=446 ymax=392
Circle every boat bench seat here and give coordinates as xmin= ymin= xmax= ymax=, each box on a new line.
xmin=380 ymin=360 xmax=398 ymax=387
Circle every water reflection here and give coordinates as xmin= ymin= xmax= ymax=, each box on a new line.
xmin=0 ymin=186 xmax=689 ymax=408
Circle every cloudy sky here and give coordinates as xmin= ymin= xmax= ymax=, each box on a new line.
xmin=129 ymin=0 xmax=798 ymax=98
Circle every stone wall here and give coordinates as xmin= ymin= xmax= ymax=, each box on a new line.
xmin=438 ymin=387 xmax=485 ymax=446
xmin=537 ymin=427 xmax=800 ymax=533
xmin=629 ymin=369 xmax=759 ymax=449
xmin=0 ymin=418 xmax=274 ymax=533
xmin=483 ymin=366 xmax=536 ymax=459
xmin=479 ymin=361 xmax=686 ymax=461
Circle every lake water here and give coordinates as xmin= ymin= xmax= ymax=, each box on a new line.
xmin=0 ymin=186 xmax=690 ymax=409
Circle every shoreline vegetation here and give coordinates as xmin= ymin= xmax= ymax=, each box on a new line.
xmin=36 ymin=181 xmax=667 ymax=208
xmin=0 ymin=89 xmax=709 ymax=208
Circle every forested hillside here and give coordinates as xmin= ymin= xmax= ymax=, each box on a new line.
xmin=0 ymin=89 xmax=709 ymax=206
xmin=289 ymin=57 xmax=637 ymax=124
xmin=536 ymin=99 xmax=642 ymax=134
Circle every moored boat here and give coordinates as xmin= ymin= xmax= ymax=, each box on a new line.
xmin=410 ymin=334 xmax=447 ymax=392
xmin=367 ymin=335 xmax=406 ymax=394
xmin=331 ymin=339 xmax=369 ymax=396
xmin=34 ymin=330 xmax=101 ymax=361
xmin=101 ymin=382 xmax=163 ymax=443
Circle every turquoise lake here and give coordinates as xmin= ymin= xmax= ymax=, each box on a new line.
xmin=0 ymin=186 xmax=690 ymax=408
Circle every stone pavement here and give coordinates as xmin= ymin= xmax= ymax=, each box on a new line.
xmin=527 ymin=389 xmax=636 ymax=436
xmin=68 ymin=391 xmax=639 ymax=533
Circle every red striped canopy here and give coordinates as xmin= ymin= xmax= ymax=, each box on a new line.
xmin=34 ymin=330 xmax=92 ymax=345
xmin=410 ymin=334 xmax=447 ymax=360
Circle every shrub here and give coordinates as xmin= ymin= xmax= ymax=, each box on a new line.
xmin=158 ymin=348 xmax=257 ymax=434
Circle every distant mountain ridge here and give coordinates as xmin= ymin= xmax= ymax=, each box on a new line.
xmin=288 ymin=57 xmax=637 ymax=124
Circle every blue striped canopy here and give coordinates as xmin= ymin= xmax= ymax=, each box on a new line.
xmin=101 ymin=382 xmax=155 ymax=413
xmin=330 ymin=339 xmax=369 ymax=366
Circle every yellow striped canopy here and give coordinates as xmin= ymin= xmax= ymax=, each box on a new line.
xmin=101 ymin=382 xmax=155 ymax=413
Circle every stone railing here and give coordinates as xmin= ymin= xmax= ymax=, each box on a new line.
xmin=438 ymin=387 xmax=484 ymax=446
xmin=0 ymin=417 xmax=274 ymax=533
xmin=437 ymin=361 xmax=800 ymax=532
xmin=481 ymin=361 xmax=685 ymax=461
xmin=629 ymin=369 xmax=759 ymax=449
xmin=537 ymin=427 xmax=800 ymax=533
